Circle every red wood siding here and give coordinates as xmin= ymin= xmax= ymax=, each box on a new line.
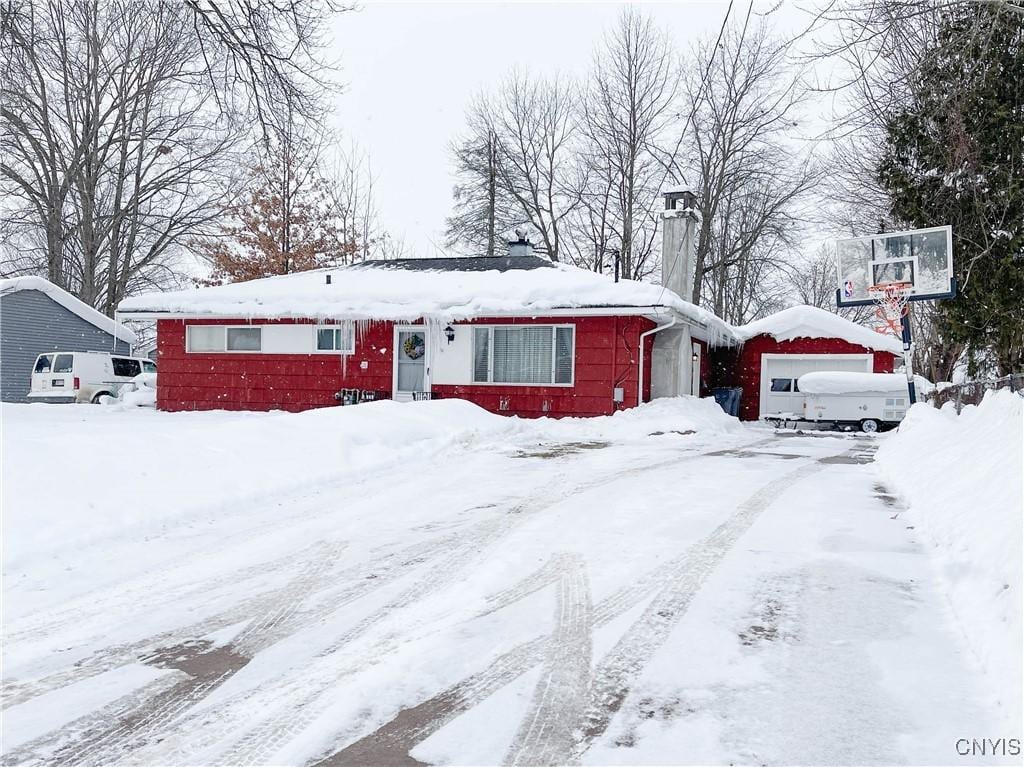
xmin=727 ymin=334 xmax=896 ymax=421
xmin=155 ymin=315 xmax=656 ymax=418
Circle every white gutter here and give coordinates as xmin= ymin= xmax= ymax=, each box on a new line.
xmin=637 ymin=317 xmax=678 ymax=408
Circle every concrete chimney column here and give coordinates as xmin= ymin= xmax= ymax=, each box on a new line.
xmin=661 ymin=189 xmax=700 ymax=302
xmin=508 ymin=228 xmax=532 ymax=258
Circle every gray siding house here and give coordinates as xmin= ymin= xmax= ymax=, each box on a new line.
xmin=0 ymin=277 xmax=138 ymax=402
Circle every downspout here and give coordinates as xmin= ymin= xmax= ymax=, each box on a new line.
xmin=637 ymin=317 xmax=678 ymax=408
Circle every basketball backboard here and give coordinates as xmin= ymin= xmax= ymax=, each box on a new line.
xmin=836 ymin=225 xmax=955 ymax=307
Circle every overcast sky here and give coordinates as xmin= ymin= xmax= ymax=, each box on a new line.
xmin=328 ymin=1 xmax=815 ymax=258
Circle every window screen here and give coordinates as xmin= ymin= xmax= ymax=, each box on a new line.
xmin=493 ymin=327 xmax=554 ymax=384
xmin=473 ymin=326 xmax=573 ymax=385
xmin=113 ymin=358 xmax=141 ymax=377
xmin=555 ymin=327 xmax=573 ymax=384
xmin=226 ymin=327 xmax=261 ymax=351
xmin=53 ymin=354 xmax=73 ymax=373
xmin=188 ymin=325 xmax=223 ymax=352
xmin=473 ymin=327 xmax=490 ymax=382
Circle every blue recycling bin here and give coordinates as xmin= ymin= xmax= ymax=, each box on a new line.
xmin=712 ymin=387 xmax=742 ymax=417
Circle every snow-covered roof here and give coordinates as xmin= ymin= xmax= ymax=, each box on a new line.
xmin=0 ymin=276 xmax=138 ymax=345
xmin=799 ymin=372 xmax=931 ymax=395
xmin=733 ymin=305 xmax=904 ymax=355
xmin=117 ymin=260 xmax=733 ymax=339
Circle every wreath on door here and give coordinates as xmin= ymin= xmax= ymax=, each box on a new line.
xmin=403 ymin=333 xmax=425 ymax=360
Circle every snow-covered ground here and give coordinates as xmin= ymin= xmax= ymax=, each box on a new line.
xmin=877 ymin=391 xmax=1024 ymax=732
xmin=2 ymin=398 xmax=1019 ymax=766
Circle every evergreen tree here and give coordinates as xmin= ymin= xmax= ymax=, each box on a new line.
xmin=444 ymin=98 xmax=523 ymax=256
xmin=878 ymin=4 xmax=1024 ymax=375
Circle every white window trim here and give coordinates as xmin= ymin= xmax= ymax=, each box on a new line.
xmin=313 ymin=323 xmax=355 ymax=354
xmin=186 ymin=325 xmax=264 ymax=353
xmin=186 ymin=323 xmax=356 ymax=354
xmin=472 ymin=324 xmax=575 ymax=387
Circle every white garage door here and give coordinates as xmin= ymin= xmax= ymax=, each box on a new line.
xmin=760 ymin=354 xmax=872 ymax=417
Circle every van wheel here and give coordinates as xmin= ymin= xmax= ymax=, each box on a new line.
xmin=860 ymin=418 xmax=880 ymax=434
xmin=91 ymin=392 xmax=110 ymax=404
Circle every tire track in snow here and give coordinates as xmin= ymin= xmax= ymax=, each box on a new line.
xmin=570 ymin=459 xmax=833 ymax=762
xmin=3 ymin=540 xmax=348 ymax=767
xmin=200 ymin=441 xmax=770 ymax=767
xmin=1 ymin=544 xmax=324 ymax=710
xmin=317 ymin=444 xmax=849 ymax=767
xmin=503 ymin=554 xmax=592 ymax=767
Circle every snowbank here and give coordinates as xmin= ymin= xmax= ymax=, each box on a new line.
xmin=734 ymin=305 xmax=903 ymax=355
xmin=1 ymin=396 xmax=741 ymax=573
xmin=107 ymin=373 xmax=158 ymax=408
xmin=798 ymin=371 xmax=933 ymax=395
xmin=876 ymin=391 xmax=1023 ymax=728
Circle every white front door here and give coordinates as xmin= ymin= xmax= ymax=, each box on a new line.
xmin=394 ymin=327 xmax=429 ymax=402
xmin=759 ymin=354 xmax=873 ymax=417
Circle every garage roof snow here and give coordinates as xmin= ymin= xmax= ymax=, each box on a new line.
xmin=0 ymin=276 xmax=138 ymax=345
xmin=733 ymin=305 xmax=904 ymax=355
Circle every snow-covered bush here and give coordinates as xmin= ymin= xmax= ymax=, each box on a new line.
xmin=876 ymin=390 xmax=1023 ymax=728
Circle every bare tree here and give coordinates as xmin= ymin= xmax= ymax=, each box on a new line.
xmin=490 ymin=70 xmax=580 ymax=263
xmin=0 ymin=0 xmax=346 ymax=313
xmin=181 ymin=0 xmax=351 ymax=135
xmin=1 ymin=0 xmax=240 ymax=313
xmin=680 ymin=20 xmax=821 ymax=322
xmin=328 ymin=141 xmax=381 ymax=262
xmin=786 ymin=245 xmax=875 ymax=322
xmin=579 ymin=9 xmax=677 ymax=279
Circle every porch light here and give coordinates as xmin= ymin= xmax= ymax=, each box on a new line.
xmin=692 ymin=350 xmax=699 ymax=363
xmin=444 ymin=325 xmax=455 ymax=344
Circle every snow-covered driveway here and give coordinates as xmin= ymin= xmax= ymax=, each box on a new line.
xmin=1 ymin=403 xmax=1008 ymax=766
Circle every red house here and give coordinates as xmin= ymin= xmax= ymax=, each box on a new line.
xmin=723 ymin=306 xmax=902 ymax=421
xmin=117 ymin=252 xmax=731 ymax=418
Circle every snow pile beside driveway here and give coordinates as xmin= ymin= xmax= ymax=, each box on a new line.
xmin=876 ymin=390 xmax=1023 ymax=727
xmin=1 ymin=396 xmax=739 ymax=573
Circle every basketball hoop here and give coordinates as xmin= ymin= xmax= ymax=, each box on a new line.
xmin=872 ymin=278 xmax=913 ymax=331
xmin=868 ymin=282 xmax=912 ymax=336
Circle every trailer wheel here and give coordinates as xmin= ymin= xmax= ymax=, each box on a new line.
xmin=860 ymin=418 xmax=880 ymax=434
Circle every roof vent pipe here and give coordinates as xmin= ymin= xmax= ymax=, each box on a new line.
xmin=508 ymin=228 xmax=532 ymax=258
xmin=326 ymin=274 xmax=332 ymax=285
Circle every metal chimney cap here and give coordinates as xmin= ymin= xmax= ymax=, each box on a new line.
xmin=663 ymin=188 xmax=697 ymax=210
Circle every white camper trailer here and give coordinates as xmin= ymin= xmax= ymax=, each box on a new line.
xmin=796 ymin=372 xmax=932 ymax=433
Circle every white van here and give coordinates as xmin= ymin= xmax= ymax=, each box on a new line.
xmin=28 ymin=352 xmax=157 ymax=404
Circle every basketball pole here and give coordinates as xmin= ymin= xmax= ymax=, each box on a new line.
xmin=901 ymin=307 xmax=917 ymax=405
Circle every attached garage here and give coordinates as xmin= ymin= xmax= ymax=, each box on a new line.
xmin=727 ymin=306 xmax=903 ymax=422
